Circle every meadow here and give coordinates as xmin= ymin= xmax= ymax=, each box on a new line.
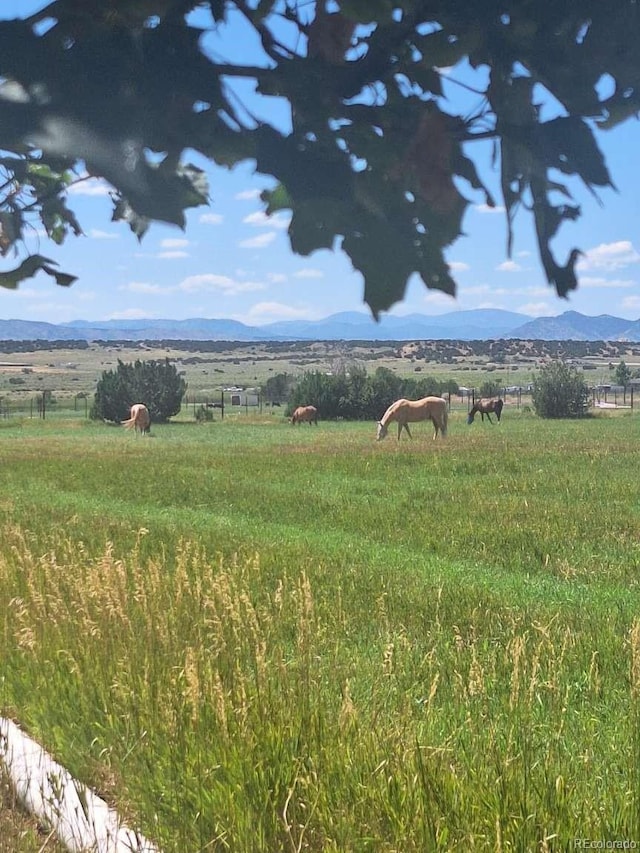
xmin=1 ymin=406 xmax=640 ymax=851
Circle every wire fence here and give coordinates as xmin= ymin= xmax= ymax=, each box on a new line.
xmin=0 ymin=385 xmax=634 ymax=422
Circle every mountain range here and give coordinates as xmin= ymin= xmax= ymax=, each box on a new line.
xmin=1 ymin=309 xmax=640 ymax=342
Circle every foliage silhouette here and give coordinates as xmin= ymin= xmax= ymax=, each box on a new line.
xmin=0 ymin=1 xmax=637 ymax=314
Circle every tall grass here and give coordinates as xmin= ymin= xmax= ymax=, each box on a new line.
xmin=1 ymin=410 xmax=639 ymax=850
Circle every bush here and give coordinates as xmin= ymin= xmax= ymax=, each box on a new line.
xmin=532 ymin=360 xmax=590 ymax=418
xmin=195 ymin=405 xmax=214 ymax=423
xmin=91 ymin=358 xmax=187 ymax=424
xmin=479 ymin=380 xmax=501 ymax=398
xmin=287 ymin=367 xmax=457 ymax=421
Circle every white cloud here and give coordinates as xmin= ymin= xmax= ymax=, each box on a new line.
xmin=107 ymin=308 xmax=156 ymax=320
xmin=178 ymin=273 xmax=265 ymax=295
xmin=466 ymin=284 xmax=548 ymax=298
xmin=199 ymin=212 xmax=224 ymax=225
xmin=119 ymin=281 xmax=167 ymax=294
xmin=244 ymin=302 xmax=316 ymax=323
xmin=579 ymin=276 xmax=634 ymax=289
xmin=517 ymin=302 xmax=552 ymax=317
xmin=462 ymin=284 xmax=492 ymax=296
xmin=158 ymin=251 xmax=189 ymax=259
xmin=474 ymin=300 xmax=510 ymax=310
xmin=235 ymin=189 xmax=261 ymax=201
xmin=422 ymin=291 xmax=456 ymax=308
xmin=89 ymin=229 xmax=117 ymax=240
xmin=621 ymin=295 xmax=640 ymax=313
xmin=267 ymin=273 xmax=287 ymax=283
xmin=243 ymin=211 xmax=290 ymax=229
xmin=293 ymin=268 xmax=323 ymax=279
xmin=449 ymin=261 xmax=470 ymax=272
xmin=160 ymin=238 xmax=189 ymax=249
xmin=67 ymin=177 xmax=111 ymax=196
xmin=496 ymin=260 xmax=522 ymax=272
xmin=238 ymin=232 xmax=277 ymax=249
xmin=578 ymin=240 xmax=640 ymax=271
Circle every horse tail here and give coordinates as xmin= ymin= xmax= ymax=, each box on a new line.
xmin=441 ymin=402 xmax=448 ymax=436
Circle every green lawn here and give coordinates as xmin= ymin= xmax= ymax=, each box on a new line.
xmin=1 ymin=409 xmax=639 ymax=850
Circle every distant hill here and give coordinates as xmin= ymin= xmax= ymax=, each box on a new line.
xmin=507 ymin=310 xmax=640 ymax=341
xmin=0 ymin=309 xmax=639 ymax=342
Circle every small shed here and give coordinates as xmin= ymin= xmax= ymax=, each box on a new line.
xmin=225 ymin=386 xmax=259 ymax=407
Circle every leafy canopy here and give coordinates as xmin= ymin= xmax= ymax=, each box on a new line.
xmin=532 ymin=360 xmax=590 ymax=419
xmin=92 ymin=358 xmax=186 ymax=423
xmin=0 ymin=1 xmax=637 ymax=314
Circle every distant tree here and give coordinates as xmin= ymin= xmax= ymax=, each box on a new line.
xmin=479 ymin=380 xmax=502 ymax=398
xmin=264 ymin=372 xmax=297 ymax=405
xmin=91 ymin=358 xmax=186 ymax=423
xmin=0 ymin=2 xmax=638 ymax=315
xmin=370 ymin=367 xmax=403 ymax=411
xmin=532 ymin=361 xmax=590 ymax=419
xmin=614 ymin=360 xmax=632 ymax=386
xmin=288 ymin=370 xmax=350 ymax=419
xmin=287 ymin=365 xmax=456 ymax=421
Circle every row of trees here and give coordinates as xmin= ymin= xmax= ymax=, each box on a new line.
xmin=288 ymin=362 xmax=593 ymax=420
xmin=288 ymin=366 xmax=457 ymax=421
xmin=90 ymin=357 xmax=595 ymax=424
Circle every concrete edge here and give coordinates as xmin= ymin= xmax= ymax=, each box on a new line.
xmin=0 ymin=717 xmax=161 ymax=853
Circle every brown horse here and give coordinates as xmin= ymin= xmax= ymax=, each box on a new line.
xmin=467 ymin=398 xmax=503 ymax=425
xmin=121 ymin=403 xmax=150 ymax=434
xmin=291 ymin=405 xmax=318 ymax=425
xmin=376 ymin=396 xmax=448 ymax=441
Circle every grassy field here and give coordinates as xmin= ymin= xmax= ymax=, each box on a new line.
xmin=1 ymin=407 xmax=640 ymax=851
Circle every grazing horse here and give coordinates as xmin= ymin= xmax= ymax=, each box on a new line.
xmin=291 ymin=405 xmax=318 ymax=426
xmin=121 ymin=403 xmax=150 ymax=434
xmin=467 ymin=398 xmax=504 ymax=425
xmin=376 ymin=396 xmax=448 ymax=441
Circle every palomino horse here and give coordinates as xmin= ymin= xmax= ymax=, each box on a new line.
xmin=121 ymin=403 xmax=150 ymax=434
xmin=467 ymin=398 xmax=504 ymax=424
xmin=291 ymin=405 xmax=318 ymax=425
xmin=376 ymin=396 xmax=448 ymax=441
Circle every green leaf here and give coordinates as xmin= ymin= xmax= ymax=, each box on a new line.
xmin=288 ymin=199 xmax=348 ymax=256
xmin=339 ymin=0 xmax=393 ymax=23
xmin=537 ymin=117 xmax=613 ymax=189
xmin=261 ymin=184 xmax=292 ymax=215
xmin=342 ymin=218 xmax=414 ymax=318
xmin=406 ymin=65 xmax=444 ymax=97
xmin=176 ymin=163 xmax=209 ymax=207
xmin=111 ymin=197 xmax=150 ymax=241
xmin=41 ymin=263 xmax=76 ymax=287
xmin=0 ymin=255 xmax=77 ymax=290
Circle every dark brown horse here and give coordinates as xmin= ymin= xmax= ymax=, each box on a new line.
xmin=467 ymin=398 xmax=503 ymax=425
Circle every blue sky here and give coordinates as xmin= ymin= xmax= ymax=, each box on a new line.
xmin=2 ymin=1 xmax=640 ymax=327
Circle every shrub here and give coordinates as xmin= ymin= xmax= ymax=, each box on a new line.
xmin=195 ymin=405 xmax=214 ymax=423
xmin=532 ymin=360 xmax=590 ymax=418
xmin=91 ymin=358 xmax=186 ymax=424
xmin=479 ymin=380 xmax=501 ymax=398
xmin=287 ymin=367 xmax=458 ymax=421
